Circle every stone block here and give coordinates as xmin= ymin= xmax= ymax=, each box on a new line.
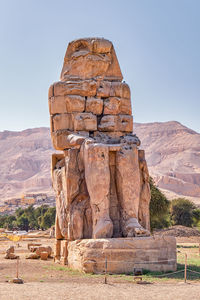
xmin=92 ymin=39 xmax=112 ymax=54
xmin=97 ymin=81 xmax=111 ymax=98
xmin=53 ymin=80 xmax=97 ymax=97
xmin=103 ymin=97 xmax=132 ymax=115
xmin=97 ymin=81 xmax=130 ymax=100
xmin=120 ymin=98 xmax=132 ymax=115
xmin=30 ymin=246 xmax=38 ymax=252
xmin=48 ymin=84 xmax=54 ymax=98
xmin=98 ymin=115 xmax=118 ymax=131
xmin=5 ymin=253 xmax=19 ymax=259
xmin=98 ymin=115 xmax=133 ymax=132
xmin=86 ymin=97 xmax=103 ymax=115
xmin=66 ymin=95 xmax=85 ymax=113
xmin=6 ymin=246 xmax=14 ymax=254
xmin=93 ymin=131 xmax=124 ymax=140
xmin=40 ymin=251 xmax=49 ymax=260
xmin=52 ymin=114 xmax=73 ymax=131
xmin=35 ymin=246 xmax=52 ymax=257
xmin=104 ymin=97 xmax=121 ymax=115
xmin=118 ymin=115 xmax=133 ymax=132
xmin=111 ymin=82 xmax=130 ymax=99
xmin=49 ymin=95 xmax=85 ymax=114
xmin=67 ymin=236 xmax=177 ymax=274
xmin=12 ymin=278 xmax=23 ymax=284
xmin=49 ymin=96 xmax=65 ymax=114
xmin=51 ymin=130 xmax=71 ymax=150
xmin=73 ymin=113 xmax=97 ymax=131
xmin=26 ymin=253 xmax=40 ymax=259
xmin=27 ymin=243 xmax=42 ymax=250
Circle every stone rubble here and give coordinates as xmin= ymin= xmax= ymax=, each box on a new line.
xmin=4 ymin=245 xmax=19 ymax=259
xmin=26 ymin=244 xmax=52 ymax=260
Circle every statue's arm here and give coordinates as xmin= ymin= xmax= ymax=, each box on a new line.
xmin=65 ymin=133 xmax=94 ymax=148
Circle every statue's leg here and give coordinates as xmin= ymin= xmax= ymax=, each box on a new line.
xmin=138 ymin=150 xmax=151 ymax=231
xmin=64 ymin=149 xmax=84 ymax=241
xmin=139 ymin=185 xmax=151 ymax=231
xmin=84 ymin=141 xmax=113 ymax=238
xmin=54 ymin=215 xmax=62 ymax=261
xmin=53 ymin=167 xmax=68 ymax=239
xmin=116 ymin=145 xmax=150 ymax=237
xmin=53 ymin=167 xmax=65 ymax=261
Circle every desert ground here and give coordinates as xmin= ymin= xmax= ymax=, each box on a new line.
xmin=0 ymin=235 xmax=200 ymax=300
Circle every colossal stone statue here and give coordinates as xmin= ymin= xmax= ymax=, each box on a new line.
xmin=49 ymin=38 xmax=151 ymax=263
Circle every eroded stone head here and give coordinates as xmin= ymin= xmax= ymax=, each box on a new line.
xmin=49 ymin=37 xmax=134 ymax=150
xmin=60 ymin=38 xmax=123 ymax=81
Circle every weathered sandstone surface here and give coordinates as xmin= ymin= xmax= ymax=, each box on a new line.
xmin=68 ymin=236 xmax=177 ymax=273
xmin=49 ymin=38 xmax=151 ymax=248
xmin=48 ymin=37 xmax=177 ymax=273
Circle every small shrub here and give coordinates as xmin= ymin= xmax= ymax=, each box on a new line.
xmin=149 ymin=177 xmax=171 ymax=230
xmin=171 ymin=198 xmax=195 ymax=227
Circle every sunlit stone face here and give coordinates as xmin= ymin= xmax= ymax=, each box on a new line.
xmin=60 ymin=38 xmax=122 ymax=81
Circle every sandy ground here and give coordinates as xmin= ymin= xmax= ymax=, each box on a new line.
xmin=1 ymin=282 xmax=200 ymax=300
xmin=0 ymin=237 xmax=200 ymax=300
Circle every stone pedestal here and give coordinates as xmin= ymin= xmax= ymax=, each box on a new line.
xmin=67 ymin=236 xmax=176 ymax=274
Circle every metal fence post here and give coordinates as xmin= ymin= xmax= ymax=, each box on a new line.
xmin=184 ymin=253 xmax=187 ymax=283
xmin=104 ymin=256 xmax=107 ymax=284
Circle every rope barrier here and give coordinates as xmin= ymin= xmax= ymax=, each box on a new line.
xmin=153 ymin=269 xmax=184 ymax=277
xmin=132 ymin=259 xmax=176 ymax=264
xmin=101 ymin=251 xmax=200 ymax=283
xmin=90 ymin=259 xmax=177 ymax=264
xmin=187 ymin=268 xmax=200 ymax=275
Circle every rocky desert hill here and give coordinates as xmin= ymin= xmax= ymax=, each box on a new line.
xmin=0 ymin=121 xmax=199 ymax=204
xmin=134 ymin=121 xmax=200 ymax=204
xmin=0 ymin=128 xmax=54 ymax=203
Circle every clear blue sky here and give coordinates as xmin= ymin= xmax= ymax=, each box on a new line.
xmin=0 ymin=0 xmax=199 ymax=132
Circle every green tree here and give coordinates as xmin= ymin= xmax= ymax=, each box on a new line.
xmin=40 ymin=213 xmax=52 ymax=230
xmin=0 ymin=205 xmax=55 ymax=231
xmin=1 ymin=215 xmax=16 ymax=230
xmin=40 ymin=205 xmax=49 ymax=216
xmin=24 ymin=205 xmax=38 ymax=229
xmin=46 ymin=207 xmax=56 ymax=224
xmin=0 ymin=215 xmax=8 ymax=228
xmin=15 ymin=207 xmax=25 ymax=218
xmin=149 ymin=178 xmax=170 ymax=230
xmin=37 ymin=215 xmax=43 ymax=229
xmin=7 ymin=215 xmax=16 ymax=230
xmin=39 ymin=207 xmax=56 ymax=230
xmin=34 ymin=206 xmax=43 ymax=219
xmin=16 ymin=214 xmax=29 ymax=231
xmin=192 ymin=208 xmax=200 ymax=227
xmin=171 ymin=198 xmax=195 ymax=227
